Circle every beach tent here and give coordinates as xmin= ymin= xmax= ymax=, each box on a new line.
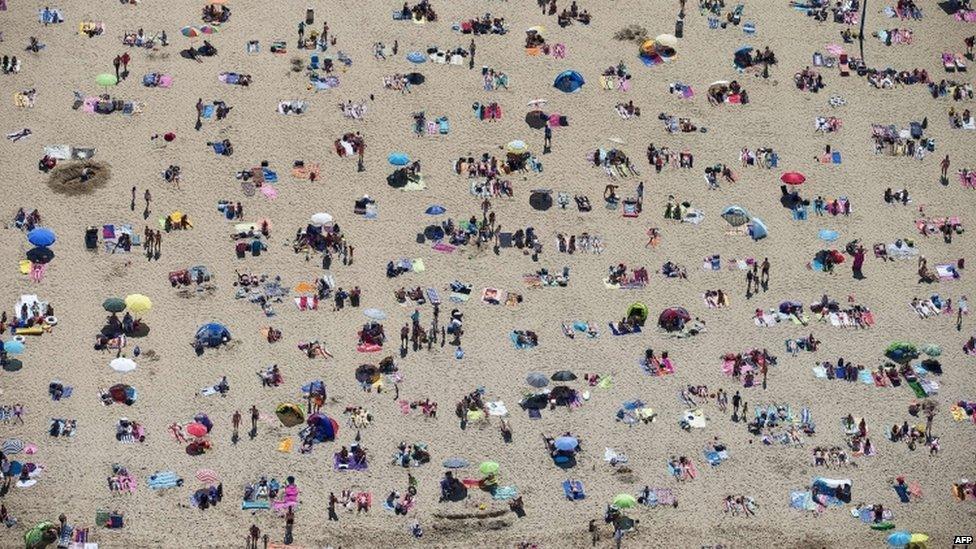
xmin=885 ymin=342 xmax=919 ymax=363
xmin=733 ymin=45 xmax=754 ymax=69
xmin=306 ymin=412 xmax=339 ymax=441
xmin=748 ymin=218 xmax=768 ymax=240
xmin=195 ymin=322 xmax=231 ymax=347
xmin=26 ymin=227 xmax=56 ymax=247
xmin=721 ymin=205 xmax=751 ymax=227
xmin=24 ymin=522 xmax=58 ymax=549
xmin=405 ymin=72 xmax=425 ymax=85
xmin=553 ymin=70 xmax=585 ymax=93
xmin=626 ymin=302 xmax=649 ymax=325
xmin=655 ymin=34 xmax=678 ymax=48
xmin=276 ymin=403 xmax=306 ymax=427
xmin=355 ymin=363 xmax=380 ymax=383
xmin=658 ymin=307 xmax=691 ymax=332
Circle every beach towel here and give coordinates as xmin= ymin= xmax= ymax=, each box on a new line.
xmin=608 ymin=323 xmax=641 ymax=336
xmin=562 ymin=480 xmax=585 ymax=500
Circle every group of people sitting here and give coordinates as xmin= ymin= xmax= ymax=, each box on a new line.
xmin=739 ymin=147 xmax=778 ymax=168
xmin=707 ymin=81 xmax=749 ymax=105
xmin=811 ymin=446 xmax=853 ymax=467
xmin=459 ymin=13 xmax=507 ymax=35
xmin=393 ymin=442 xmax=431 ymax=467
xmin=400 ymin=1 xmax=436 ymax=22
xmin=122 ymin=29 xmax=166 ymax=48
xmin=334 ymin=444 xmax=368 ymax=470
xmin=556 ymin=1 xmax=591 ymax=26
xmin=614 ymin=101 xmax=641 ymax=119
xmin=1 ymin=55 xmax=21 ymax=74
xmin=12 ymin=208 xmax=41 ymax=231
xmin=929 ymin=79 xmax=974 ymax=101
xmin=947 ymin=107 xmax=974 ymax=130
xmin=202 ymin=3 xmax=230 ymax=23
xmin=794 ymin=67 xmax=826 ymax=92
xmin=647 ymin=144 xmax=694 ymax=172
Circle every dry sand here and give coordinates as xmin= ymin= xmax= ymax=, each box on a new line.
xmin=1 ymin=0 xmax=976 ymax=547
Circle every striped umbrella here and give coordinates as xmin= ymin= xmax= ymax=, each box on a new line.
xmin=2 ymin=438 xmax=25 ymax=454
xmin=200 ymin=25 xmax=219 ymax=35
xmin=181 ymin=26 xmax=200 ymax=38
xmin=195 ymin=468 xmax=219 ymax=484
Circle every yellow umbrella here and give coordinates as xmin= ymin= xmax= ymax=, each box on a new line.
xmin=124 ymin=294 xmax=152 ymax=313
xmin=655 ymin=33 xmax=678 ymax=48
xmin=909 ymin=533 xmax=929 ymax=544
xmin=640 ymin=39 xmax=656 ymax=54
xmin=169 ymin=211 xmax=184 ymax=223
xmin=466 ymin=409 xmax=484 ymax=421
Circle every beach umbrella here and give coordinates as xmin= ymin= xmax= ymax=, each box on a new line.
xmin=406 ymin=51 xmax=426 ymax=64
xmin=526 ymin=26 xmax=546 ymax=37
xmin=110 ymin=357 xmax=137 ymax=373
xmin=1 ymin=340 xmax=25 ymax=355
xmin=748 ymin=218 xmax=769 ymax=240
xmin=310 ymin=212 xmax=334 ymax=226
xmin=306 ymin=413 xmax=339 ymax=441
xmin=721 ymin=205 xmax=750 ymax=227
xmin=478 ymin=461 xmax=499 ymax=475
xmin=423 ymin=225 xmax=445 ymax=241
xmin=553 ymin=436 xmax=579 ymax=451
xmin=363 ymin=308 xmax=387 ymax=321
xmin=658 ymin=307 xmax=691 ymax=332
xmin=780 ymin=171 xmax=806 ymax=185
xmin=608 ymin=137 xmax=626 ymax=145
xmin=103 ymin=297 xmax=126 ymax=313
xmin=442 ymin=457 xmax=469 ymax=469
xmin=124 ymin=294 xmax=152 ymax=313
xmin=199 ymin=25 xmax=219 ymax=35
xmin=181 ymin=26 xmax=200 ymax=38
xmin=506 ymin=140 xmax=528 ymax=154
xmin=388 ymin=152 xmax=410 ymax=166
xmin=886 ymin=531 xmax=910 ymax=547
xmin=95 ymin=73 xmax=118 ymax=90
xmin=655 ymin=33 xmax=678 ymax=48
xmin=709 ymin=80 xmax=731 ymax=89
xmin=734 ymin=45 xmax=754 ymax=56
xmin=355 ymin=364 xmax=379 ymax=383
xmin=195 ymin=469 xmax=219 ymax=483
xmin=26 ymin=247 xmax=54 ymax=264
xmin=196 ymin=323 xmax=231 ymax=347
xmin=186 ymin=423 xmax=208 ymax=438
xmin=276 ymin=403 xmax=305 ymax=427
xmin=27 ymin=227 xmax=56 ymax=247
xmin=551 ymin=370 xmax=577 ymax=382
xmin=526 ymin=372 xmax=549 ymax=388
xmin=529 ymin=191 xmax=553 ymax=211
xmin=405 ymin=73 xmax=425 ymax=85
xmin=553 ymin=70 xmax=585 ymax=93
xmin=818 ymin=229 xmax=839 ymax=242
xmin=527 ymin=98 xmax=547 ymax=107
xmin=922 ymin=344 xmax=942 ymax=357
xmin=425 ymin=205 xmax=446 ymax=215
xmin=1 ymin=439 xmax=25 ymax=454
xmin=909 ymin=534 xmax=928 ymax=544
xmin=612 ymin=493 xmax=637 ymax=509
xmin=525 ymin=110 xmax=548 ymax=129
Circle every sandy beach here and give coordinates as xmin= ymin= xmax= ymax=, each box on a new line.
xmin=1 ymin=0 xmax=976 ymax=547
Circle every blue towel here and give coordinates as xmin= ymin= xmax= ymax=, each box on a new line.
xmin=202 ymin=104 xmax=215 ymax=119
xmin=831 ymin=151 xmax=842 ymax=164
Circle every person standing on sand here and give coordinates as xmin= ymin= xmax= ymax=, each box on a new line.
xmin=328 ymin=492 xmax=339 ymax=521
xmin=468 ymin=39 xmax=476 ymax=69
xmin=120 ymin=52 xmax=130 ymax=79
xmin=250 ymin=405 xmax=259 ymax=437
xmin=731 ymin=391 xmax=741 ymax=420
xmin=248 ymin=525 xmax=260 ymax=549
xmin=232 ymin=410 xmax=241 ymax=441
xmin=143 ymin=189 xmax=151 ymax=219
xmin=113 ymin=55 xmax=121 ymax=81
xmin=941 ymin=155 xmax=950 ymax=179
xmin=745 ymin=269 xmax=754 ymax=297
xmin=760 ymin=257 xmax=770 ymax=289
xmin=298 ymin=21 xmax=305 ymax=48
xmin=131 ymin=186 xmax=136 ymax=211
xmin=195 ymin=98 xmax=204 ymax=131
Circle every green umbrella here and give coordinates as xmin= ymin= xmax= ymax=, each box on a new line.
xmin=102 ymin=297 xmax=126 ymax=313
xmin=478 ymin=461 xmax=499 ymax=475
xmin=612 ymin=494 xmax=637 ymax=509
xmin=95 ymin=73 xmax=118 ymax=90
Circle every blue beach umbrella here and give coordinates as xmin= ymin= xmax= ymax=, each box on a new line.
xmin=1 ymin=340 xmax=25 ymax=354
xmin=425 ymin=205 xmax=446 ymax=215
xmin=406 ymin=51 xmax=426 ymax=63
xmin=553 ymin=70 xmax=585 ymax=93
xmin=388 ymin=152 xmax=409 ymax=166
xmin=27 ymin=227 xmax=56 ymax=247
xmin=553 ymin=436 xmax=579 ymax=451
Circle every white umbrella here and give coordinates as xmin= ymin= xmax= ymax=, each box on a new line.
xmin=310 ymin=212 xmax=334 ymax=226
xmin=655 ymin=33 xmax=678 ymax=48
xmin=527 ymin=98 xmax=547 ymax=107
xmin=709 ymin=80 xmax=731 ymax=87
xmin=363 ymin=308 xmax=387 ymax=321
xmin=110 ymin=357 xmax=137 ymax=373
xmin=608 ymin=137 xmax=626 ymax=145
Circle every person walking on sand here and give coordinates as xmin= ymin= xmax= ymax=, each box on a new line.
xmin=941 ymin=155 xmax=950 ymax=179
xmin=195 ymin=98 xmax=204 ymax=131
xmin=130 ymin=186 xmax=136 ymax=211
xmin=745 ymin=269 xmax=755 ymax=297
xmin=328 ymin=492 xmax=339 ymax=521
xmin=250 ymin=405 xmax=259 ymax=437
xmin=298 ymin=21 xmax=305 ymax=48
xmin=731 ymin=391 xmax=741 ymax=421
xmin=120 ymin=52 xmax=130 ymax=78
xmin=468 ymin=39 xmax=476 ymax=69
xmin=760 ymin=257 xmax=770 ymax=289
xmin=113 ymin=55 xmax=121 ymax=81
xmin=143 ymin=189 xmax=152 ymax=219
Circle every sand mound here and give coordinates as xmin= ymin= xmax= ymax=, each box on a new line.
xmin=46 ymin=160 xmax=111 ymax=196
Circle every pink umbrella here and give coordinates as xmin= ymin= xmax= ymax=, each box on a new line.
xmin=780 ymin=172 xmax=806 ymax=185
xmin=186 ymin=422 xmax=208 ymax=438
